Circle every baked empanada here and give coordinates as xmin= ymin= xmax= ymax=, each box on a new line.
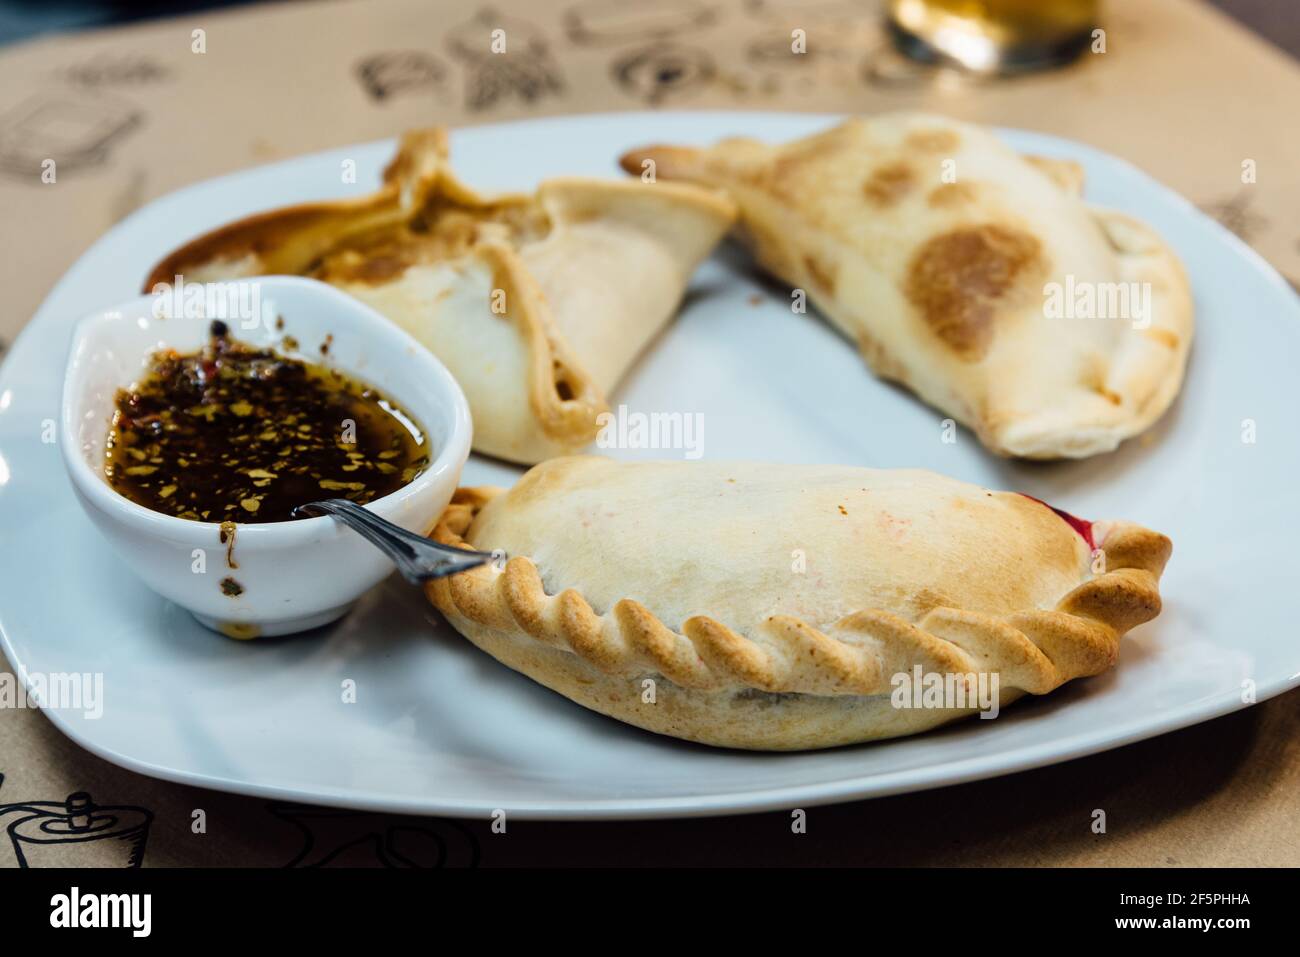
xmin=428 ymin=456 xmax=1171 ymax=750
xmin=621 ymin=114 xmax=1194 ymax=459
xmin=144 ymin=129 xmax=736 ymax=464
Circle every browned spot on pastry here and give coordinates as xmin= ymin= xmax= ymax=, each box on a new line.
xmin=741 ymin=126 xmax=860 ymax=204
xmin=856 ymin=329 xmax=907 ymax=381
xmin=343 ymin=254 xmax=408 ymax=283
xmin=740 ymin=145 xmax=820 ymax=203
xmin=927 ymin=182 xmax=977 ymax=208
xmin=1025 ymin=156 xmax=1085 ymax=195
xmin=863 ymin=162 xmax=915 ymax=206
xmin=504 ymin=458 xmax=587 ymax=511
xmin=312 ymin=239 xmax=421 ymax=285
xmin=904 ymin=224 xmax=1043 ymax=360
xmin=1079 ymin=357 xmax=1127 ymax=408
xmin=771 ymin=143 xmax=820 ymax=174
xmin=803 ymin=255 xmax=837 ymax=293
xmin=1076 ymin=362 xmax=1125 ymax=410
xmin=300 ymin=200 xmax=551 ymax=289
xmin=1144 ymin=327 xmax=1179 ymax=348
xmin=906 ymin=587 xmax=952 ymax=619
xmin=905 ymin=128 xmax=960 ymax=153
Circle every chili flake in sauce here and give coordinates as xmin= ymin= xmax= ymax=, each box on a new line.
xmin=105 ymin=321 xmax=429 ymax=523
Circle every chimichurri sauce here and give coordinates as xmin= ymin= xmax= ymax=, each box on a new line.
xmin=105 ymin=321 xmax=429 ymax=524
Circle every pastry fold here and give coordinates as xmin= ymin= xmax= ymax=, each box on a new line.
xmin=621 ymin=113 xmax=1194 ymax=459
xmin=427 ymin=456 xmax=1171 ymax=750
xmin=145 ymin=129 xmax=736 ymax=464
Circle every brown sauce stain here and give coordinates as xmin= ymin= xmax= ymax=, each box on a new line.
xmin=219 ymin=521 xmax=238 ymax=570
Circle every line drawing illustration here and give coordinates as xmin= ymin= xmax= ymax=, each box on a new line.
xmin=354 ymin=50 xmax=448 ymax=102
xmin=563 ymin=0 xmax=715 ymax=46
xmin=0 ymin=90 xmax=143 ymax=182
xmin=0 ymin=775 xmax=153 ymax=868
xmin=269 ymin=803 xmax=482 ymax=868
xmin=61 ymin=53 xmax=171 ymax=87
xmin=611 ymin=43 xmax=715 ymax=105
xmin=746 ymin=30 xmax=857 ymax=67
xmin=743 ymin=0 xmax=873 ymax=21
xmin=1200 ymin=190 xmax=1268 ymax=244
xmin=445 ymin=8 xmax=565 ymax=111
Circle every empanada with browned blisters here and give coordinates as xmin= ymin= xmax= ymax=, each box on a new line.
xmin=428 ymin=456 xmax=1171 ymax=750
xmin=621 ymin=113 xmax=1193 ymax=459
xmin=145 ymin=129 xmax=736 ymax=464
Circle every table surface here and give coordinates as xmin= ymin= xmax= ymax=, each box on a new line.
xmin=1 ymin=0 xmax=1297 ymax=867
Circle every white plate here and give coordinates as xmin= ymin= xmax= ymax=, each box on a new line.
xmin=2 ymin=112 xmax=1298 ymax=819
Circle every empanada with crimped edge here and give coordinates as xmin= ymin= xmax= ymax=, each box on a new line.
xmin=144 ymin=128 xmax=736 ymax=464
xmin=427 ymin=456 xmax=1171 ymax=750
xmin=620 ymin=113 xmax=1193 ymax=459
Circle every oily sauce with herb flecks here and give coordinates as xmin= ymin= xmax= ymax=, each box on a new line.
xmin=105 ymin=321 xmax=429 ymax=524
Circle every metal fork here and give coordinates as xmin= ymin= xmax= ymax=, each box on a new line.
xmin=293 ymin=499 xmax=498 ymax=583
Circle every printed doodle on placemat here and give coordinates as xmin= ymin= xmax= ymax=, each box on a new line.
xmin=269 ymin=803 xmax=481 ymax=868
xmin=1201 ymin=188 xmax=1268 ymax=244
xmin=355 ymin=50 xmax=449 ymax=102
xmin=446 ymin=8 xmax=565 ymax=112
xmin=564 ymin=0 xmax=715 ymax=47
xmin=612 ymin=43 xmax=715 ymax=105
xmin=0 ymin=90 xmax=142 ymax=182
xmin=0 ymin=775 xmax=153 ymax=868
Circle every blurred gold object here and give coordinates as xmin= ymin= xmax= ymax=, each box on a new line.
xmin=887 ymin=0 xmax=1099 ymax=74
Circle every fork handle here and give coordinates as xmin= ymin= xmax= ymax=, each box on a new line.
xmin=294 ymin=499 xmax=498 ymax=584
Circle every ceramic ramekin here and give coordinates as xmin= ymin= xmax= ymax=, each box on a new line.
xmin=61 ymin=276 xmax=472 ymax=637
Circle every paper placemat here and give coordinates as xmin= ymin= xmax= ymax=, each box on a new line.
xmin=1 ymin=0 xmax=1297 ymax=866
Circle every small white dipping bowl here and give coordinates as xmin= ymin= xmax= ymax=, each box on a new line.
xmin=61 ymin=276 xmax=472 ymax=638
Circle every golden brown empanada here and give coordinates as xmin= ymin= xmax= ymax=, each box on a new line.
xmin=621 ymin=113 xmax=1194 ymax=459
xmin=428 ymin=456 xmax=1171 ymax=750
xmin=145 ymin=129 xmax=736 ymax=464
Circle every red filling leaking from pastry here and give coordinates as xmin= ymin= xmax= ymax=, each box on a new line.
xmin=1019 ymin=494 xmax=1095 ymax=551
